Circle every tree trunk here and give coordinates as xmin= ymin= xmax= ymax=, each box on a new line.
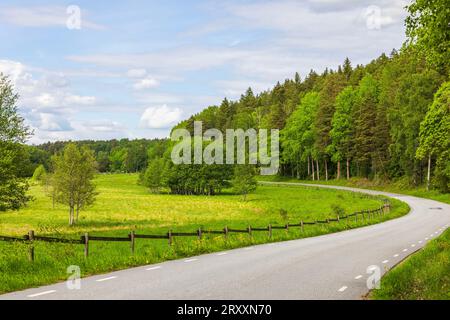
xmin=69 ymin=207 xmax=74 ymax=226
xmin=316 ymin=160 xmax=320 ymax=180
xmin=426 ymin=153 xmax=431 ymax=191
xmin=337 ymin=161 xmax=341 ymax=180
xmin=311 ymin=157 xmax=315 ymax=181
xmin=325 ymin=159 xmax=328 ymax=181
xmin=307 ymin=156 xmax=310 ymax=176
xmin=346 ymin=157 xmax=350 ymax=180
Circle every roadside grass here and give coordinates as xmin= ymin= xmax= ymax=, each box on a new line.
xmin=371 ymin=228 xmax=450 ymax=300
xmin=258 ymin=175 xmax=450 ymax=205
xmin=0 ymin=173 xmax=408 ymax=294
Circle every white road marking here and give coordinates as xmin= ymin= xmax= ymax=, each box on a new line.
xmin=146 ymin=266 xmax=161 ymax=271
xmin=393 ymin=254 xmax=399 ymax=258
xmin=96 ymin=276 xmax=117 ymax=282
xmin=355 ymin=275 xmax=362 ymax=280
xmin=382 ymin=260 xmax=389 ymax=264
xmin=402 ymin=249 xmax=408 ymax=252
xmin=418 ymin=240 xmax=422 ymax=244
xmin=338 ymin=286 xmax=348 ymax=292
xmin=244 ymin=247 xmax=254 ymax=250
xmin=411 ymin=244 xmax=416 ymax=247
xmin=184 ymin=258 xmax=198 ymax=263
xmin=27 ymin=290 xmax=56 ymax=298
xmin=216 ymin=252 xmax=228 ymax=256
xmin=425 ymin=237 xmax=429 ymax=240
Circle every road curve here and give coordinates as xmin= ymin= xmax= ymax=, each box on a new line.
xmin=1 ymin=183 xmax=449 ymax=300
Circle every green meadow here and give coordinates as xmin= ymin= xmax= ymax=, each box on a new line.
xmin=0 ymin=173 xmax=408 ymax=294
xmin=372 ymin=228 xmax=450 ymax=300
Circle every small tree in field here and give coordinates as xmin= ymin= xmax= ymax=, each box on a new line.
xmin=232 ymin=165 xmax=257 ymax=201
xmin=142 ymin=158 xmax=165 ymax=193
xmin=52 ymin=143 xmax=97 ymax=226
xmin=31 ymin=164 xmax=47 ymax=184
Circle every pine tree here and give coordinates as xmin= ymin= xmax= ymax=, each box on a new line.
xmin=314 ymin=73 xmax=346 ymax=180
xmin=353 ymin=74 xmax=379 ymax=177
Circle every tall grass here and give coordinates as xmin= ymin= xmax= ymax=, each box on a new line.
xmin=371 ymin=228 xmax=450 ymax=300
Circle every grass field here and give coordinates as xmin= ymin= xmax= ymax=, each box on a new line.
xmin=371 ymin=228 xmax=450 ymax=300
xmin=0 ymin=173 xmax=408 ymax=294
xmin=258 ymin=175 xmax=450 ymax=205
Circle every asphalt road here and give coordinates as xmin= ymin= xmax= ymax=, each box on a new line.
xmin=1 ymin=183 xmax=449 ymax=300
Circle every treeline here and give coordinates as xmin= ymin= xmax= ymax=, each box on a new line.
xmin=24 ymin=138 xmax=168 ymax=175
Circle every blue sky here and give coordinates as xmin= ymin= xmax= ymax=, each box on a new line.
xmin=0 ymin=0 xmax=410 ymax=144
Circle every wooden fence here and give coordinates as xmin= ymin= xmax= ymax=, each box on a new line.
xmin=0 ymin=202 xmax=391 ymax=261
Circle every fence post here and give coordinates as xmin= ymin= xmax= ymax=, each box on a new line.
xmin=197 ymin=228 xmax=202 ymax=240
xmin=168 ymin=230 xmax=173 ymax=246
xmin=300 ymin=220 xmax=304 ymax=233
xmin=337 ymin=215 xmax=340 ymax=223
xmin=130 ymin=230 xmax=135 ymax=254
xmin=268 ymin=224 xmax=272 ymax=238
xmin=355 ymin=213 xmax=358 ymax=223
xmin=28 ymin=230 xmax=34 ymax=262
xmin=326 ymin=218 xmax=329 ymax=224
xmin=84 ymin=232 xmax=89 ymax=258
xmin=248 ymin=225 xmax=252 ymax=238
xmin=224 ymin=226 xmax=229 ymax=240
xmin=285 ymin=224 xmax=289 ymax=232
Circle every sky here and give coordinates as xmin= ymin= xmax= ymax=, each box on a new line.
xmin=0 ymin=0 xmax=410 ymax=145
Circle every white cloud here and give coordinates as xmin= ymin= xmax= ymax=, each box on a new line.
xmin=127 ymin=68 xmax=147 ymax=78
xmin=38 ymin=113 xmax=73 ymax=131
xmin=83 ymin=120 xmax=127 ymax=132
xmin=36 ymin=93 xmax=57 ymax=107
xmin=133 ymin=77 xmax=160 ymax=90
xmin=140 ymin=105 xmax=183 ymax=129
xmin=0 ymin=5 xmax=106 ymax=30
xmin=64 ymin=94 xmax=96 ymax=106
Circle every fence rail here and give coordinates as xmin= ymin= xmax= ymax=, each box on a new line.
xmin=0 ymin=202 xmax=391 ymax=260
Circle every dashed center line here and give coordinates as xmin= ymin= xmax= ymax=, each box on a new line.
xmin=382 ymin=260 xmax=389 ymax=264
xmin=244 ymin=247 xmax=254 ymax=250
xmin=411 ymin=244 xmax=416 ymax=247
xmin=27 ymin=290 xmax=56 ymax=298
xmin=146 ymin=266 xmax=161 ymax=271
xmin=355 ymin=275 xmax=362 ymax=280
xmin=338 ymin=286 xmax=348 ymax=292
xmin=402 ymin=249 xmax=408 ymax=252
xmin=418 ymin=240 xmax=422 ymax=244
xmin=393 ymin=254 xmax=399 ymax=258
xmin=96 ymin=276 xmax=117 ymax=282
xmin=184 ymin=258 xmax=198 ymax=263
xmin=217 ymin=252 xmax=228 ymax=256
xmin=425 ymin=237 xmax=429 ymax=240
